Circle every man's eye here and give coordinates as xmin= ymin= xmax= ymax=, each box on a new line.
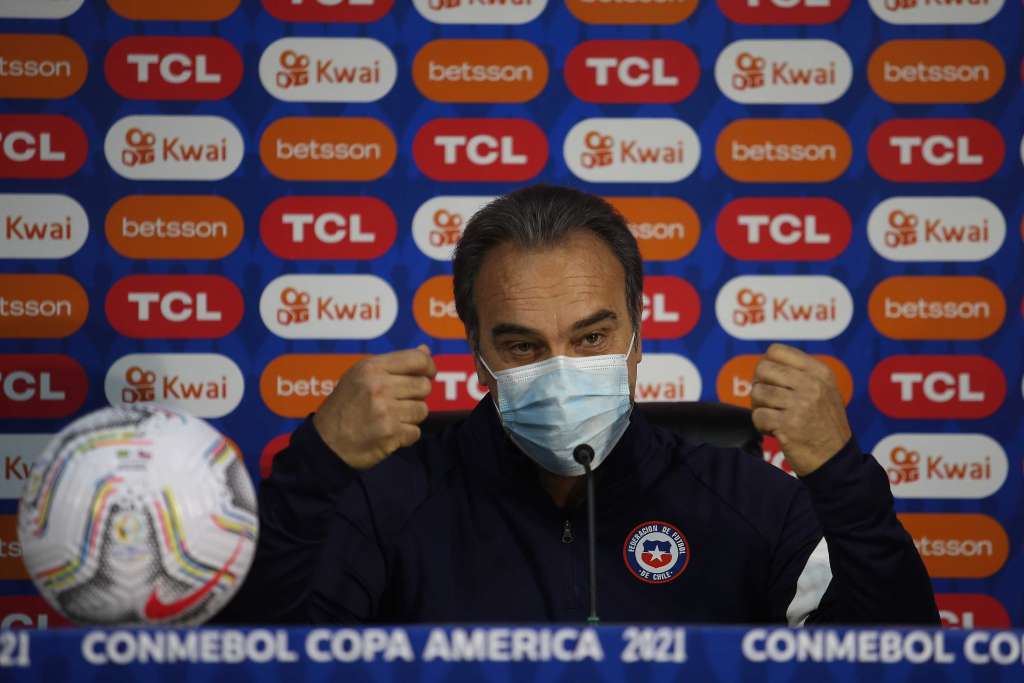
xmin=509 ymin=342 xmax=534 ymax=355
xmin=582 ymin=333 xmax=604 ymax=346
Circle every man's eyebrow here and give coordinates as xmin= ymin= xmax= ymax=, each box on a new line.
xmin=491 ymin=322 xmax=543 ymax=339
xmin=571 ymin=309 xmax=617 ymax=331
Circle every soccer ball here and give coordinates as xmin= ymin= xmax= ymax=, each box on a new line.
xmin=17 ymin=405 xmax=259 ymax=626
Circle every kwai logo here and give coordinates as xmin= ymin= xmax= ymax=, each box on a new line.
xmin=0 ymin=0 xmax=83 ymax=18
xmin=868 ymin=276 xmax=1005 ymax=340
xmin=641 ymin=276 xmax=700 ymax=339
xmin=105 ymin=275 xmax=244 ymax=339
xmin=565 ymin=0 xmax=696 ymax=23
xmin=260 ymin=196 xmax=396 ymax=260
xmin=260 ymin=354 xmax=366 ymax=417
xmin=0 ymin=34 xmax=87 ymax=99
xmin=259 ymin=38 xmax=396 ymax=102
xmin=428 ymin=354 xmax=488 ymax=411
xmin=107 ymin=0 xmax=240 ymax=21
xmin=716 ymin=353 xmax=853 ymax=408
xmin=868 ymin=40 xmax=1004 ymax=104
xmin=716 ymin=275 xmax=852 ymax=340
xmin=0 ymin=114 xmax=87 ymax=179
xmin=105 ymin=115 xmax=243 ymax=181
xmin=0 ymin=274 xmax=87 ymax=339
xmin=936 ymin=594 xmax=1012 ymax=630
xmin=413 ymin=118 xmax=547 ymax=182
xmin=412 ymin=0 xmax=547 ymax=24
xmin=0 ymin=434 xmax=48 ymax=500
xmin=104 ymin=36 xmax=243 ymax=100
xmin=717 ymin=0 xmax=851 ymax=24
xmin=716 ymin=197 xmax=851 ymax=261
xmin=716 ymin=119 xmax=850 ymax=183
xmin=261 ymin=116 xmax=396 ymax=181
xmin=564 ymin=40 xmax=699 ymax=104
xmin=872 ymin=433 xmax=1007 ymax=499
xmin=868 ymin=118 xmax=1004 ymax=182
xmin=869 ymin=355 xmax=1005 ymax=419
xmin=0 ymin=194 xmax=87 ymax=259
xmin=262 ymin=0 xmax=394 ymax=22
xmin=867 ymin=197 xmax=1005 ymax=262
xmin=412 ymin=196 xmax=495 ymax=261
xmin=564 ymin=118 xmax=700 ymax=183
xmin=260 ymin=274 xmax=398 ymax=340
xmin=868 ymin=0 xmax=1004 ymax=24
xmin=413 ymin=39 xmax=548 ymax=103
xmin=635 ymin=353 xmax=701 ymax=403
xmin=715 ymin=39 xmax=852 ymax=104
xmin=106 ymin=195 xmax=243 ymax=261
xmin=605 ymin=197 xmax=699 ymax=261
xmin=0 ymin=354 xmax=87 ymax=419
xmin=898 ymin=513 xmax=1008 ymax=579
xmin=414 ymin=275 xmax=463 ymax=340
xmin=105 ymin=353 xmax=243 ymax=418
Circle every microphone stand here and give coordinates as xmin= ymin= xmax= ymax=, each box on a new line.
xmin=573 ymin=444 xmax=599 ymax=625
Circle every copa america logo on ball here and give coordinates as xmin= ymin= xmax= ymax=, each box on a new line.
xmin=623 ymin=520 xmax=689 ymax=585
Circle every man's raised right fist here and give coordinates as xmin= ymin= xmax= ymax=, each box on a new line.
xmin=312 ymin=345 xmax=437 ymax=470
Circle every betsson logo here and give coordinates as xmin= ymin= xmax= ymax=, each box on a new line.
xmin=715 ymin=275 xmax=853 ymax=340
xmin=564 ymin=118 xmax=700 ymax=183
xmin=0 ymin=274 xmax=87 ymax=339
xmin=0 ymin=434 xmax=49 ymax=500
xmin=635 ymin=354 xmax=701 ymax=403
xmin=716 ymin=197 xmax=851 ymax=261
xmin=0 ymin=194 xmax=87 ymax=259
xmin=104 ymin=36 xmax=242 ymax=101
xmin=259 ymin=38 xmax=396 ymax=102
xmin=641 ymin=276 xmax=700 ymax=340
xmin=260 ymin=275 xmax=398 ymax=340
xmin=412 ymin=0 xmax=546 ymax=24
xmin=0 ymin=0 xmax=83 ymax=19
xmin=936 ymin=594 xmax=1011 ymax=630
xmin=0 ymin=354 xmax=87 ymax=419
xmin=413 ymin=118 xmax=547 ymax=182
xmin=0 ymin=34 xmax=87 ymax=99
xmin=260 ymin=117 xmax=396 ymax=181
xmin=872 ymin=433 xmax=1007 ymax=499
xmin=107 ymin=0 xmax=240 ymax=21
xmin=105 ymin=275 xmax=244 ymax=339
xmin=868 ymin=276 xmax=1005 ymax=340
xmin=413 ymin=40 xmax=547 ymax=103
xmin=605 ymin=197 xmax=699 ymax=261
xmin=105 ymin=353 xmax=243 ymax=418
xmin=867 ymin=196 xmax=1005 ymax=262
xmin=897 ymin=513 xmax=1008 ymax=579
xmin=869 ymin=355 xmax=1006 ymax=419
xmin=104 ymin=115 xmax=243 ymax=181
xmin=868 ymin=40 xmax=1004 ymax=104
xmin=716 ymin=119 xmax=850 ymax=182
xmin=412 ymin=195 xmax=495 ymax=261
xmin=715 ymin=39 xmax=852 ymax=104
xmin=260 ymin=354 xmax=367 ymax=418
xmin=413 ymin=275 xmax=462 ymax=340
xmin=106 ymin=195 xmax=243 ymax=261
xmin=0 ymin=516 xmax=27 ymax=580
xmin=716 ymin=0 xmax=851 ymax=24
xmin=261 ymin=0 xmax=394 ymax=22
xmin=868 ymin=0 xmax=1004 ymax=24
xmin=565 ymin=0 xmax=696 ymax=24
xmin=260 ymin=196 xmax=396 ymax=260
xmin=716 ymin=353 xmax=853 ymax=409
xmin=564 ymin=40 xmax=699 ymax=104
xmin=0 ymin=114 xmax=87 ymax=179
xmin=868 ymin=118 xmax=1004 ymax=183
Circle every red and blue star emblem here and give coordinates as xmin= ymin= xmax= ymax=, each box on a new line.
xmin=623 ymin=520 xmax=689 ymax=585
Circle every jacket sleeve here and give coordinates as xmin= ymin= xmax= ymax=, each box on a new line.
xmin=768 ymin=439 xmax=940 ymax=625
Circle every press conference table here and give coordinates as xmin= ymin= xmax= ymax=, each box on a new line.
xmin=2 ymin=624 xmax=1022 ymax=681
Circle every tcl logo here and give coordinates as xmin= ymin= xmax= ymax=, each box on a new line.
xmin=0 ymin=114 xmax=87 ymax=179
xmin=872 ymin=433 xmax=1008 ymax=499
xmin=717 ymin=0 xmax=851 ymax=24
xmin=935 ymin=594 xmax=1011 ymax=629
xmin=259 ymin=274 xmax=398 ymax=340
xmin=104 ymin=36 xmax=243 ymax=100
xmin=866 ymin=196 xmax=1005 ymax=262
xmin=867 ymin=0 xmax=1004 ymax=24
xmin=262 ymin=0 xmax=394 ymax=22
xmin=413 ymin=118 xmax=547 ymax=182
xmin=716 ymin=198 xmax=850 ymax=260
xmin=427 ymin=354 xmax=488 ymax=411
xmin=413 ymin=275 xmax=463 ymax=340
xmin=564 ymin=40 xmax=699 ymax=104
xmin=260 ymin=196 xmax=396 ymax=260
xmin=641 ymin=276 xmax=700 ymax=340
xmin=412 ymin=195 xmax=494 ymax=261
xmin=105 ymin=275 xmax=244 ymax=339
xmin=716 ymin=353 xmax=852 ymax=408
xmin=0 ymin=596 xmax=70 ymax=629
xmin=869 ymin=355 xmax=1005 ymax=419
xmin=260 ymin=354 xmax=365 ymax=417
xmin=564 ymin=118 xmax=700 ymax=183
xmin=898 ymin=513 xmax=1008 ymax=579
xmin=635 ymin=353 xmax=702 ymax=402
xmin=0 ymin=354 xmax=87 ymax=419
xmin=105 ymin=353 xmax=244 ymax=418
xmin=868 ymin=119 xmax=1004 ymax=182
xmin=715 ymin=39 xmax=852 ymax=104
xmin=868 ymin=276 xmax=1005 ymax=340
xmin=412 ymin=0 xmax=546 ymax=24
xmin=716 ymin=275 xmax=853 ymax=340
xmin=104 ymin=115 xmax=244 ymax=181
xmin=762 ymin=436 xmax=795 ymax=477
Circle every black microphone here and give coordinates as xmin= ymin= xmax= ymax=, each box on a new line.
xmin=573 ymin=443 xmax=599 ymax=625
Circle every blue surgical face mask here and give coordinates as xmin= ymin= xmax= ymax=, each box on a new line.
xmin=478 ymin=333 xmax=635 ymax=476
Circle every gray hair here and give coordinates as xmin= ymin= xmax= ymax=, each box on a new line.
xmin=452 ymin=184 xmax=643 ymax=348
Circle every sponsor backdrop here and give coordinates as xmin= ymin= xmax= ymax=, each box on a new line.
xmin=0 ymin=0 xmax=1021 ymax=629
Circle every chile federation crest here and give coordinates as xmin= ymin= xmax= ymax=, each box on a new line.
xmin=623 ymin=520 xmax=689 ymax=585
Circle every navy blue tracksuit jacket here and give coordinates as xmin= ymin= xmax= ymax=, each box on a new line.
xmin=223 ymin=400 xmax=939 ymax=624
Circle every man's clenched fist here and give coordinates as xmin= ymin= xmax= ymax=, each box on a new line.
xmin=750 ymin=343 xmax=852 ymax=477
xmin=313 ymin=345 xmax=437 ymax=470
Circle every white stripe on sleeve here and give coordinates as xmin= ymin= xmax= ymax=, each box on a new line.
xmin=785 ymin=537 xmax=832 ymax=627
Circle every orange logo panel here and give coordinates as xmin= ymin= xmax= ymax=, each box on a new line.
xmin=605 ymin=197 xmax=700 ymax=261
xmin=899 ymin=513 xmax=1008 ymax=579
xmin=716 ymin=353 xmax=853 ymax=408
xmin=260 ymin=117 xmax=397 ymax=181
xmin=413 ymin=275 xmax=464 ymax=340
xmin=565 ymin=0 xmax=697 ymax=24
xmin=107 ymin=0 xmax=240 ymax=20
xmin=716 ymin=119 xmax=851 ymax=183
xmin=0 ymin=34 xmax=87 ymax=99
xmin=0 ymin=516 xmax=27 ymax=580
xmin=868 ymin=40 xmax=1004 ymax=104
xmin=413 ymin=40 xmax=548 ymax=103
xmin=0 ymin=274 xmax=87 ymax=338
xmin=868 ymin=276 xmax=1005 ymax=340
xmin=106 ymin=195 xmax=243 ymax=260
xmin=260 ymin=354 xmax=366 ymax=417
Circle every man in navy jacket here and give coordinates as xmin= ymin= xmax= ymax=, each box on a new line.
xmin=224 ymin=185 xmax=938 ymax=625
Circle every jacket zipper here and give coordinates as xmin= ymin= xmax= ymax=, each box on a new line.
xmin=561 ymin=519 xmax=574 ymax=544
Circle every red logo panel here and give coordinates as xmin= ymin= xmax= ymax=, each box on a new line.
xmin=260 ymin=196 xmax=397 ymax=260
xmin=564 ymin=40 xmax=699 ymax=103
xmin=105 ymin=275 xmax=244 ymax=339
xmin=641 ymin=276 xmax=701 ymax=339
xmin=0 ymin=115 xmax=87 ymax=179
xmin=261 ymin=0 xmax=394 ymax=22
xmin=0 ymin=354 xmax=87 ymax=419
xmin=717 ymin=0 xmax=851 ymax=24
xmin=427 ymin=354 xmax=488 ymax=411
xmin=936 ymin=593 xmax=1011 ymax=629
xmin=869 ymin=355 xmax=1005 ymax=419
xmin=412 ymin=118 xmax=548 ymax=182
xmin=104 ymin=36 xmax=243 ymax=100
xmin=716 ymin=197 xmax=851 ymax=261
xmin=868 ymin=119 xmax=1004 ymax=182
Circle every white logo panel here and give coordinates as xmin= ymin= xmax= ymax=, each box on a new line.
xmin=715 ymin=275 xmax=853 ymax=340
xmin=635 ymin=353 xmax=702 ymax=403
xmin=564 ymin=118 xmax=700 ymax=183
xmin=105 ymin=353 xmax=244 ymax=418
xmin=868 ymin=197 xmax=1005 ymax=262
xmin=872 ymin=433 xmax=1008 ymax=499
xmin=260 ymin=274 xmax=398 ymax=339
xmin=0 ymin=194 xmax=87 ymax=259
xmin=412 ymin=195 xmax=495 ymax=261
xmin=104 ymin=115 xmax=244 ymax=181
xmin=259 ymin=38 xmax=397 ymax=102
